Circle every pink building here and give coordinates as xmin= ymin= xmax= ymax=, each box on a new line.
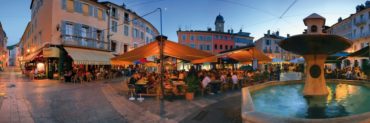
xmin=177 ymin=15 xmax=254 ymax=54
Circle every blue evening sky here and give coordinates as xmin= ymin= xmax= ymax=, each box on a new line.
xmin=0 ymin=0 xmax=365 ymax=46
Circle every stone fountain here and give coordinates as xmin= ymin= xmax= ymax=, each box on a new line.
xmin=279 ymin=13 xmax=352 ymax=96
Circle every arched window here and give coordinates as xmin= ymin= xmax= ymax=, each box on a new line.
xmin=311 ymin=25 xmax=318 ymax=32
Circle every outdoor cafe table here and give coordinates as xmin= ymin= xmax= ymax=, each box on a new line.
xmin=136 ymin=79 xmax=148 ymax=85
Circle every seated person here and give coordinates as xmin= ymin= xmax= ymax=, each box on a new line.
xmin=232 ymin=73 xmax=238 ymax=85
xmin=202 ymin=74 xmax=211 ymax=89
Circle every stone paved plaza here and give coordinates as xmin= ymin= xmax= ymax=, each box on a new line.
xmin=0 ymin=67 xmax=242 ymax=123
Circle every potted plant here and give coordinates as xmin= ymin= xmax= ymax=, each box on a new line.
xmin=184 ymin=73 xmax=200 ymax=101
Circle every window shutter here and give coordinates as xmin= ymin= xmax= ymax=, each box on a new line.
xmin=102 ymin=10 xmax=106 ymax=20
xmin=88 ymin=5 xmax=93 ymax=16
xmin=74 ymin=0 xmax=82 ymax=13
xmin=73 ymin=23 xmax=81 ymax=43
xmin=92 ymin=28 xmax=97 ymax=48
xmin=101 ymin=30 xmax=105 ymax=49
xmin=61 ymin=0 xmax=67 ymax=10
xmin=61 ymin=21 xmax=66 ymax=35
xmin=94 ymin=7 xmax=98 ymax=18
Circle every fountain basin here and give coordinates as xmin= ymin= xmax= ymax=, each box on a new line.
xmin=242 ymin=80 xmax=370 ymax=123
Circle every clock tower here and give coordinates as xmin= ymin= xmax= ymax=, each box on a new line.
xmin=215 ymin=14 xmax=225 ymax=32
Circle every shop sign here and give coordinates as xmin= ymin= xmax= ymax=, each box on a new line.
xmin=43 ymin=47 xmax=60 ymax=58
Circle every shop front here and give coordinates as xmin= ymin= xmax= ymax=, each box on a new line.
xmin=22 ymin=46 xmax=61 ymax=79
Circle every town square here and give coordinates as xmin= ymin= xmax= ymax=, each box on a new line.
xmin=1 ymin=0 xmax=370 ymax=123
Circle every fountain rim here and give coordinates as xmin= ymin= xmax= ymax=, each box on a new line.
xmin=241 ymin=80 xmax=370 ymax=123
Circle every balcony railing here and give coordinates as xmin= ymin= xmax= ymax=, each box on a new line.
xmin=355 ymin=19 xmax=367 ymax=27
xmin=61 ymin=35 xmax=109 ymax=51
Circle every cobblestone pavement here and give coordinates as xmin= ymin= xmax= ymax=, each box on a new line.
xmin=180 ymin=95 xmax=242 ymax=123
xmin=0 ymin=67 xmax=244 ymax=123
xmin=108 ymin=81 xmax=242 ymax=123
xmin=0 ymin=67 xmax=127 ymax=123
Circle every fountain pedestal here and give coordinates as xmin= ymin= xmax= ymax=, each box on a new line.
xmin=303 ymin=54 xmax=329 ymax=96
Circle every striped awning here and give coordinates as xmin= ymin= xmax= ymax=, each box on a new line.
xmin=65 ymin=47 xmax=114 ymax=65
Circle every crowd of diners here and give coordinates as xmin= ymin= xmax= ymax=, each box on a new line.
xmin=125 ymin=65 xmax=292 ymax=97
xmin=63 ymin=65 xmax=123 ymax=83
xmin=324 ymin=66 xmax=367 ymax=80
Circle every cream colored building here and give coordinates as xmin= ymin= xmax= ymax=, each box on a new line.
xmin=18 ymin=0 xmax=158 ymax=79
xmin=100 ymin=2 xmax=159 ymax=55
xmin=327 ymin=2 xmax=370 ymax=68
xmin=254 ymin=30 xmax=299 ymax=61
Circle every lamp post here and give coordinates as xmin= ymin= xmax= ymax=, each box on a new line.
xmin=155 ymin=8 xmax=166 ymax=121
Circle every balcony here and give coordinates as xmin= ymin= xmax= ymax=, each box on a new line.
xmin=61 ymin=35 xmax=109 ymax=51
xmin=355 ymin=19 xmax=367 ymax=27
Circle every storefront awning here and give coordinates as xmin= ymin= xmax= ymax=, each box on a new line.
xmin=65 ymin=47 xmax=114 ymax=65
xmin=22 ymin=50 xmax=42 ymax=62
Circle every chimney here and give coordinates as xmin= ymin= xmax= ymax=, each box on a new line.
xmin=207 ymin=28 xmax=212 ymax=32
xmin=228 ymin=29 xmax=230 ymax=33
xmin=267 ymin=30 xmax=271 ymax=35
xmin=231 ymin=29 xmax=234 ymax=33
xmin=276 ymin=31 xmax=279 ymax=36
xmin=287 ymin=34 xmax=290 ymax=37
xmin=239 ymin=29 xmax=242 ymax=33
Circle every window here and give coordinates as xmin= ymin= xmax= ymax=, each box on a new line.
xmin=214 ymin=44 xmax=217 ymax=50
xmin=265 ymin=40 xmax=270 ymax=45
xmin=230 ymin=45 xmax=233 ymax=49
xmin=190 ymin=44 xmax=195 ymax=48
xmin=140 ymin=31 xmax=144 ymax=39
xmin=111 ymin=20 xmax=117 ymax=32
xmin=81 ymin=26 xmax=88 ymax=46
xmin=96 ymin=30 xmax=102 ymax=41
xmin=73 ymin=0 xmax=82 ymax=13
xmin=225 ymin=45 xmax=228 ymax=50
xmin=65 ymin=23 xmax=73 ymax=41
xmin=124 ymin=25 xmax=129 ymax=36
xmin=124 ymin=12 xmax=129 ymax=22
xmin=124 ymin=44 xmax=128 ymax=53
xmin=133 ymin=28 xmax=137 ymax=38
xmin=111 ymin=7 xmax=118 ymax=18
xmin=199 ymin=45 xmax=203 ymax=50
xmin=220 ymin=45 xmax=223 ymax=50
xmin=182 ymin=35 xmax=186 ymax=40
xmin=190 ymin=35 xmax=194 ymax=41
xmin=206 ymin=45 xmax=210 ymax=50
xmin=311 ymin=25 xmax=317 ymax=32
xmin=111 ymin=41 xmax=117 ymax=52
xmin=207 ymin=36 xmax=212 ymax=41
xmin=275 ymin=46 xmax=280 ymax=53
xmin=198 ymin=36 xmax=203 ymax=41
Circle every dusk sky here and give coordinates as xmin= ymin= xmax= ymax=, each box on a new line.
xmin=0 ymin=0 xmax=365 ymax=46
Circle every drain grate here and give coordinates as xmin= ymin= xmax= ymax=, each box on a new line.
xmin=192 ymin=110 xmax=208 ymax=121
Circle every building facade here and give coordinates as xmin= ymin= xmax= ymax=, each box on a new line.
xmin=0 ymin=22 xmax=7 ymax=69
xmin=100 ymin=2 xmax=159 ymax=55
xmin=177 ymin=14 xmax=254 ymax=54
xmin=7 ymin=44 xmax=19 ymax=67
xmin=18 ymin=0 xmax=158 ymax=79
xmin=327 ymin=1 xmax=370 ymax=68
xmin=255 ymin=30 xmax=299 ymax=61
